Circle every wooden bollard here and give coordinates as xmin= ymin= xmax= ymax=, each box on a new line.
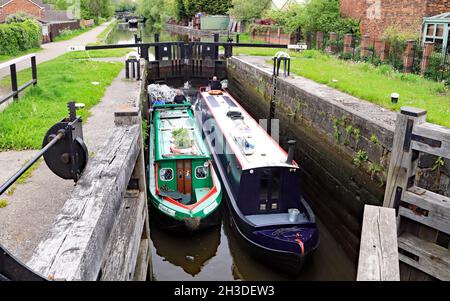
xmin=420 ymin=42 xmax=435 ymax=75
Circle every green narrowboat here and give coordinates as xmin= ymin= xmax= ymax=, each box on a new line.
xmin=148 ymin=102 xmax=222 ymax=231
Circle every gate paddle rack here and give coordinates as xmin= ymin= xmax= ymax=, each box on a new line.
xmin=0 ymin=101 xmax=89 ymax=281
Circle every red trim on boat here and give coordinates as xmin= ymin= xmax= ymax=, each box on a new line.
xmin=295 ymin=233 xmax=305 ymax=255
xmin=155 ymin=160 xmax=218 ymax=211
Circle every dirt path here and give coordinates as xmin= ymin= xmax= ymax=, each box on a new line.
xmin=0 ymin=64 xmax=141 ymax=262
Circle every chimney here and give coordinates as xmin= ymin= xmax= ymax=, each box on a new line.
xmin=286 ymin=140 xmax=296 ymax=164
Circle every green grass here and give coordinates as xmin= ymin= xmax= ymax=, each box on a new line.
xmin=0 ymin=51 xmax=124 ymax=150
xmin=0 ymin=199 xmax=7 ymax=208
xmin=0 ymin=47 xmax=42 ymax=63
xmin=235 ymin=45 xmax=450 ymax=127
xmin=97 ymin=20 xmax=118 ymax=44
xmin=53 ymin=26 xmax=95 ymax=42
xmin=5 ymin=158 xmax=42 ymax=196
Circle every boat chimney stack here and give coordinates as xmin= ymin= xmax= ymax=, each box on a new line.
xmin=286 ymin=140 xmax=296 ymax=164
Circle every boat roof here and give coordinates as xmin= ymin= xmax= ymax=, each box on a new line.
xmin=154 ymin=105 xmax=210 ymax=161
xmin=200 ymin=91 xmax=298 ymax=170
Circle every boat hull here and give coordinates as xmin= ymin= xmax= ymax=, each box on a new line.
xmin=149 ymin=202 xmax=221 ymax=232
xmin=226 ymin=198 xmax=319 ymax=275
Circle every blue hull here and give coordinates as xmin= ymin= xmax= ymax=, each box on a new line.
xmin=227 ymin=198 xmax=319 ymax=275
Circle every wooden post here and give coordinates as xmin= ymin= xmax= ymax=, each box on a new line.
xmin=420 ymin=42 xmax=434 ymax=75
xmin=10 ymin=64 xmax=18 ymax=100
xmin=357 ymin=205 xmax=400 ymax=281
xmin=383 ymin=107 xmax=427 ymax=211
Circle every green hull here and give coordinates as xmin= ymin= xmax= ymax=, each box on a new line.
xmin=148 ymin=103 xmax=222 ymax=227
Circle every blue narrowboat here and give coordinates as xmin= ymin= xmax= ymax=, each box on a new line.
xmin=196 ymin=89 xmax=319 ymax=274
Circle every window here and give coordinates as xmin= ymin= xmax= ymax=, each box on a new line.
xmin=160 ymin=168 xmax=174 ymax=181
xmin=195 ymin=166 xmax=208 ymax=179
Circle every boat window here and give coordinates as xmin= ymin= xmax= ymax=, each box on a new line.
xmin=160 ymin=168 xmax=174 ymax=181
xmin=195 ymin=166 xmax=208 ymax=179
xmin=272 ymin=170 xmax=281 ymax=201
xmin=260 ymin=176 xmax=269 ymax=203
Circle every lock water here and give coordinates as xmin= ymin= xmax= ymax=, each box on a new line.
xmin=109 ymin=21 xmax=356 ymax=281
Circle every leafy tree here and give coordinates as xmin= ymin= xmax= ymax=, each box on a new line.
xmin=174 ymin=0 xmax=187 ymax=21
xmin=229 ymin=0 xmax=271 ymax=22
xmin=183 ymin=0 xmax=232 ymax=17
xmin=81 ymin=0 xmax=114 ymax=24
xmin=296 ymin=0 xmax=357 ymax=34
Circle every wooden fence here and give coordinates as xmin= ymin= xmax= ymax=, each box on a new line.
xmin=383 ymin=106 xmax=450 ymax=281
xmin=27 ymin=103 xmax=152 ymax=281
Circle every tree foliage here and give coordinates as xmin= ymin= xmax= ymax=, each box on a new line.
xmin=263 ymin=0 xmax=359 ymax=34
xmin=0 ymin=19 xmax=41 ymax=55
xmin=182 ymin=0 xmax=232 ymax=17
xmin=229 ymin=0 xmax=270 ymax=22
xmin=81 ymin=0 xmax=114 ymax=24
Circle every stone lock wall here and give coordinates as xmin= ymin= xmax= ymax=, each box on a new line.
xmin=227 ymin=56 xmax=450 ymax=261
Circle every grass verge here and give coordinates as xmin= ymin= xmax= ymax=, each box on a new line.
xmin=0 ymin=199 xmax=7 ymax=208
xmin=97 ymin=20 xmax=119 ymax=44
xmin=53 ymin=26 xmax=95 ymax=42
xmin=0 ymin=51 xmax=124 ymax=150
xmin=235 ymin=45 xmax=449 ymax=127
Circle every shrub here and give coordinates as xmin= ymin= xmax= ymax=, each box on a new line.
xmin=0 ymin=19 xmax=41 ymax=55
xmin=424 ymin=53 xmax=450 ymax=86
xmin=5 ymin=12 xmax=34 ymax=24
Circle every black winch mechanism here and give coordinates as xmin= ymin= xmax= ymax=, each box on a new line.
xmin=0 ymin=101 xmax=89 ymax=281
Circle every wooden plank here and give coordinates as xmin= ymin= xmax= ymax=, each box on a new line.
xmin=28 ymin=125 xmax=141 ymax=281
xmin=133 ymin=238 xmax=151 ymax=281
xmin=398 ymin=233 xmax=450 ymax=280
xmin=357 ymin=205 xmax=400 ymax=281
xmin=100 ymin=190 xmax=146 ymax=281
xmin=414 ymin=122 xmax=450 ymax=144
xmin=411 ymin=140 xmax=450 ymax=160
xmin=400 ymin=187 xmax=450 ymax=234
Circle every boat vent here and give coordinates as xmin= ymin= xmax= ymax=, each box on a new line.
xmin=227 ymin=110 xmax=243 ymax=120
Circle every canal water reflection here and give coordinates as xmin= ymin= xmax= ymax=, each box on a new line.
xmin=109 ymin=21 xmax=357 ymax=281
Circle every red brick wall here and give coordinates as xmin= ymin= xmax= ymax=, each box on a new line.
xmin=0 ymin=0 xmax=44 ymax=23
xmin=340 ymin=0 xmax=449 ymax=41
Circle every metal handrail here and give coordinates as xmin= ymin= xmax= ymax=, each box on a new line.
xmin=0 ymin=53 xmax=37 ymax=105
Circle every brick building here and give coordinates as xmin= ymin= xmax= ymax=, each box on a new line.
xmin=0 ymin=0 xmax=80 ymax=42
xmin=340 ymin=0 xmax=450 ymax=40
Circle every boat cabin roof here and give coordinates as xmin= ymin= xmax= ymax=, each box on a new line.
xmin=154 ymin=105 xmax=210 ymax=161
xmin=200 ymin=91 xmax=297 ymax=170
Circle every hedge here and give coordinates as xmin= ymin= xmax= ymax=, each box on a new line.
xmin=0 ymin=19 xmax=41 ymax=55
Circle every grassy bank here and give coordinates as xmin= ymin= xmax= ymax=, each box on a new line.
xmin=234 ymin=47 xmax=449 ymax=127
xmin=97 ymin=20 xmax=118 ymax=44
xmin=0 ymin=49 xmax=129 ymax=150
xmin=53 ymin=26 xmax=95 ymax=42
